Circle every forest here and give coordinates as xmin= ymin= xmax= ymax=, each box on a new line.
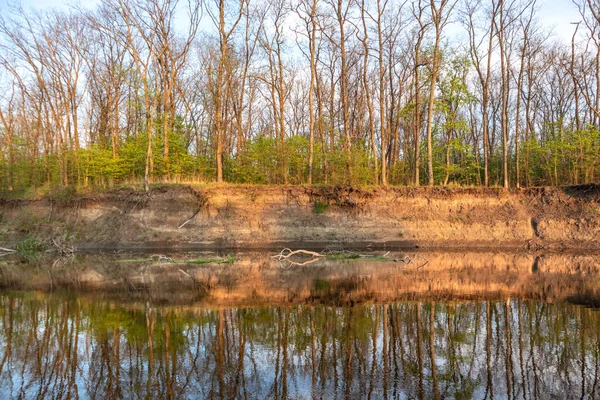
xmin=0 ymin=0 xmax=599 ymax=194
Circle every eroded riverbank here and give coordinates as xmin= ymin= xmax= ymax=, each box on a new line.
xmin=2 ymin=185 xmax=599 ymax=399
xmin=0 ymin=184 xmax=599 ymax=251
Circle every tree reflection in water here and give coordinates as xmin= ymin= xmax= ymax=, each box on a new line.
xmin=0 ymin=293 xmax=598 ymax=399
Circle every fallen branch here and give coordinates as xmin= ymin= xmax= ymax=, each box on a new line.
xmin=272 ymin=248 xmax=392 ymax=269
xmin=52 ymin=238 xmax=75 ymax=256
xmin=0 ymin=247 xmax=16 ymax=253
xmin=178 ymin=207 xmax=202 ymax=229
xmin=272 ymin=248 xmax=324 ymax=261
xmin=272 ymin=248 xmax=324 ymax=269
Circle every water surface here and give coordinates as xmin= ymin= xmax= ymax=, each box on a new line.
xmin=0 ymin=251 xmax=599 ymax=399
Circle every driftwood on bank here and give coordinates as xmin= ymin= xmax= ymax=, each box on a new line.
xmin=52 ymin=238 xmax=75 ymax=256
xmin=272 ymin=248 xmax=324 ymax=268
xmin=271 ymin=248 xmax=428 ymax=269
xmin=272 ymin=248 xmax=324 ymax=260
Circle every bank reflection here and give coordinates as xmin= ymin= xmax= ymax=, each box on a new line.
xmin=0 ymin=294 xmax=598 ymax=399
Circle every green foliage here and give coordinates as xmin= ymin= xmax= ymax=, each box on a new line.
xmin=313 ymin=201 xmax=329 ymax=214
xmin=286 ymin=135 xmax=311 ymax=184
xmin=231 ymin=136 xmax=279 ymax=183
xmin=16 ymin=236 xmax=43 ymax=261
xmin=521 ymin=126 xmax=600 ymax=186
xmin=1 ymin=108 xmax=599 ymax=192
xmin=324 ymin=142 xmax=376 ymax=186
xmin=185 ymin=253 xmax=235 ymax=265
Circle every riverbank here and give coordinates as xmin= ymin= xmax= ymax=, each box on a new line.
xmin=1 ymin=184 xmax=599 ymax=251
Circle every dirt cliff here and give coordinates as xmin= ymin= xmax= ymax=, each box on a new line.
xmin=1 ymin=184 xmax=599 ymax=250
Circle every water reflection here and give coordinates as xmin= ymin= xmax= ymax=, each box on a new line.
xmin=0 ymin=293 xmax=598 ymax=399
xmin=2 ymin=251 xmax=600 ymax=307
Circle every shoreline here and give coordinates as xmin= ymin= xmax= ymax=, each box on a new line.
xmin=1 ymin=184 xmax=599 ymax=251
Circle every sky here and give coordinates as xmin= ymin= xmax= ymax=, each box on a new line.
xmin=539 ymin=0 xmax=582 ymax=42
xmin=0 ymin=0 xmax=585 ymax=44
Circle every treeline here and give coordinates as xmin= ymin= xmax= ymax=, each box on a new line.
xmin=0 ymin=0 xmax=599 ymax=193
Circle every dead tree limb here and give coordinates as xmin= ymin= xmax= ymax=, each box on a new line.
xmin=272 ymin=248 xmax=392 ymax=269
xmin=272 ymin=248 xmax=324 ymax=260
xmin=178 ymin=207 xmax=202 ymax=229
xmin=272 ymin=248 xmax=324 ymax=269
xmin=52 ymin=238 xmax=75 ymax=256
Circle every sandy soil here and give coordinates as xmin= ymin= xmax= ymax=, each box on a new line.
xmin=1 ymin=184 xmax=598 ymax=251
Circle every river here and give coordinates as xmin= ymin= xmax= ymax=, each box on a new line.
xmin=0 ymin=250 xmax=598 ymax=399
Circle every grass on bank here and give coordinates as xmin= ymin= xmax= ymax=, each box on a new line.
xmin=0 ymin=179 xmax=526 ymax=202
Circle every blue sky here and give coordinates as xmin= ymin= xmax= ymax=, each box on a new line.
xmin=2 ymin=0 xmax=584 ymax=44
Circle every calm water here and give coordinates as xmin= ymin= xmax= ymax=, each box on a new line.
xmin=0 ymin=251 xmax=599 ymax=399
xmin=0 ymin=293 xmax=599 ymax=399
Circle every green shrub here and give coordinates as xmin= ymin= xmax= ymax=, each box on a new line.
xmin=16 ymin=237 xmax=44 ymax=261
xmin=313 ymin=201 xmax=329 ymax=214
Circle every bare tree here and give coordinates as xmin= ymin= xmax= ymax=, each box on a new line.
xmin=412 ymin=0 xmax=429 ymax=186
xmin=358 ymin=0 xmax=378 ymax=184
xmin=426 ymin=0 xmax=457 ymax=186
xmin=206 ymin=0 xmax=244 ymax=183
xmin=512 ymin=1 xmax=537 ymax=188
xmin=464 ymin=0 xmax=500 ymax=187
xmin=295 ymin=0 xmax=323 ymax=184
